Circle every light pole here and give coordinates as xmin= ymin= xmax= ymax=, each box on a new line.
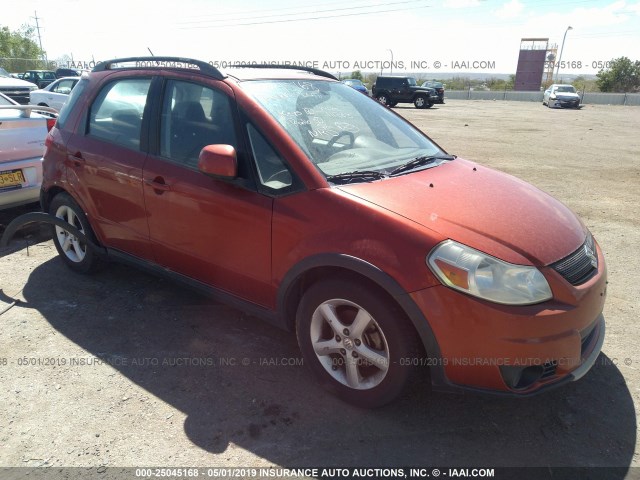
xmin=388 ymin=49 xmax=394 ymax=75
xmin=555 ymin=26 xmax=573 ymax=83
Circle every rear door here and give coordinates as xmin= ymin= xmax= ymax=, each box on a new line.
xmin=142 ymin=78 xmax=274 ymax=306
xmin=64 ymin=74 xmax=153 ymax=259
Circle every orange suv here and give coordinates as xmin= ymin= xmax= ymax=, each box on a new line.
xmin=40 ymin=57 xmax=607 ymax=407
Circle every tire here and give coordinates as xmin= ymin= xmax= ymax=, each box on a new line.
xmin=296 ymin=278 xmax=423 ymax=408
xmin=388 ymin=101 xmax=397 ymax=108
xmin=414 ymin=94 xmax=428 ymax=109
xmin=50 ymin=192 xmax=102 ymax=273
xmin=375 ymin=94 xmax=390 ymax=106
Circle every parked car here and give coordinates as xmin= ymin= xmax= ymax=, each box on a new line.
xmin=0 ymin=93 xmax=57 ymax=210
xmin=543 ymin=84 xmax=581 ymax=108
xmin=342 ymin=78 xmax=368 ymax=95
xmin=40 ymin=57 xmax=606 ymax=407
xmin=30 ymin=76 xmax=81 ymax=111
xmin=421 ymin=80 xmax=445 ymax=104
xmin=21 ymin=70 xmax=57 ymax=89
xmin=55 ymin=68 xmax=82 ymax=78
xmin=372 ymin=76 xmax=439 ymax=108
xmin=0 ymin=68 xmax=38 ymax=104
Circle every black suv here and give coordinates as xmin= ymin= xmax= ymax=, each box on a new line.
xmin=372 ymin=76 xmax=439 ymax=109
xmin=21 ymin=70 xmax=57 ymax=89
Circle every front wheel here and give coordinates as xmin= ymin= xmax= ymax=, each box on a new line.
xmin=50 ymin=192 xmax=102 ymax=273
xmin=375 ymin=94 xmax=390 ymax=106
xmin=296 ymin=278 xmax=423 ymax=407
xmin=414 ymin=94 xmax=428 ymax=109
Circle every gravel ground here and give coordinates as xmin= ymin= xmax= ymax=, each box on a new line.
xmin=0 ymin=99 xmax=638 ymax=477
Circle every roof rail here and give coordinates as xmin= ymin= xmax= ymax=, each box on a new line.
xmin=233 ymin=64 xmax=338 ymax=81
xmin=92 ymin=57 xmax=225 ymax=80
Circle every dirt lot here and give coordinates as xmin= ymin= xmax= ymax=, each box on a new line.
xmin=1 ymin=99 xmax=639 ymax=476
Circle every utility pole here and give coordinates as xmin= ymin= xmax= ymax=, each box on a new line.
xmin=31 ymin=11 xmax=47 ymax=67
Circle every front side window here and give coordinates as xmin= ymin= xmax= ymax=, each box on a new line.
xmin=242 ymin=80 xmax=443 ymax=179
xmin=87 ymin=78 xmax=151 ymax=150
xmin=160 ymin=80 xmax=237 ymax=169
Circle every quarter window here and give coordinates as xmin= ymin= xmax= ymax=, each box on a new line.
xmin=247 ymin=124 xmax=292 ymax=190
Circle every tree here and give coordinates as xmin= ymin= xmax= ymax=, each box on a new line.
xmin=596 ymin=57 xmax=640 ymax=93
xmin=350 ymin=70 xmax=363 ymax=81
xmin=0 ymin=24 xmax=45 ymax=72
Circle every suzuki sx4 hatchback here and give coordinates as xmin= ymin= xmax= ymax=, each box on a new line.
xmin=41 ymin=58 xmax=607 ymax=407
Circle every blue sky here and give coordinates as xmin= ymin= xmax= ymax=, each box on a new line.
xmin=3 ymin=0 xmax=639 ymax=75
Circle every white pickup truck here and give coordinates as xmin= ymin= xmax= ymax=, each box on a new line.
xmin=0 ymin=92 xmax=57 ymax=210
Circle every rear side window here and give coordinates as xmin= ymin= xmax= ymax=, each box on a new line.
xmin=88 ymin=78 xmax=151 ymax=150
xmin=52 ymin=79 xmax=76 ymax=94
xmin=56 ymin=77 xmax=89 ymax=130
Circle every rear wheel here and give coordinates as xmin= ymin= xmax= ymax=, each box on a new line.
xmin=296 ymin=278 xmax=423 ymax=407
xmin=50 ymin=192 xmax=102 ymax=273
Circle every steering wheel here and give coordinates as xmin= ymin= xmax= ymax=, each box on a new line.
xmin=327 ymin=131 xmax=355 ymax=150
xmin=265 ymin=169 xmax=292 ymax=185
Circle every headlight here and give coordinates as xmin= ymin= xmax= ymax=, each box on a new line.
xmin=427 ymin=240 xmax=552 ymax=305
xmin=29 ymin=86 xmax=37 ymax=91
xmin=550 ymin=94 xmax=556 ymax=99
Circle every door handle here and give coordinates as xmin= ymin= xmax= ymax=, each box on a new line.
xmin=145 ymin=177 xmax=171 ymax=193
xmin=65 ymin=152 xmax=85 ymax=167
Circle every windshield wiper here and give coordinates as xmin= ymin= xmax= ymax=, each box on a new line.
xmin=326 ymin=170 xmax=387 ymax=184
xmin=389 ymin=155 xmax=456 ymax=176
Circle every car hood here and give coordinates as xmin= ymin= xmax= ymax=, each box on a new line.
xmin=410 ymin=86 xmax=435 ymax=93
xmin=339 ymin=158 xmax=586 ymax=266
xmin=0 ymin=77 xmax=35 ymax=88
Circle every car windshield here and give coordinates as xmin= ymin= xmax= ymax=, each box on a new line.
xmin=242 ymin=79 xmax=444 ymax=178
xmin=555 ymin=86 xmax=576 ymax=93
xmin=407 ymin=77 xmax=417 ymax=86
xmin=344 ymin=79 xmax=363 ymax=86
xmin=0 ymin=67 xmax=10 ymax=78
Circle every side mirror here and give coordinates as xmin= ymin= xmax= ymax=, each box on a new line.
xmin=198 ymin=144 xmax=237 ymax=178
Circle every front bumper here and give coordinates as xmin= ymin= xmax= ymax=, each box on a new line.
xmin=410 ymin=243 xmax=607 ymax=394
xmin=550 ymin=97 xmax=581 ymax=108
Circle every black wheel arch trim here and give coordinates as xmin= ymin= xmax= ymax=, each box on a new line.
xmin=0 ymin=211 xmax=106 ymax=255
xmin=276 ymin=253 xmax=449 ymax=387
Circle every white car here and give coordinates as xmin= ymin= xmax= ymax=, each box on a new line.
xmin=29 ymin=76 xmax=81 ymax=111
xmin=543 ymin=84 xmax=581 ymax=109
xmin=0 ymin=93 xmax=57 ymax=210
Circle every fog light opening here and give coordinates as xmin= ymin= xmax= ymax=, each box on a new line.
xmin=500 ymin=365 xmax=544 ymax=390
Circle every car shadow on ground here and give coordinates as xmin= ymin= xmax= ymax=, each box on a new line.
xmin=19 ymin=257 xmax=636 ymax=474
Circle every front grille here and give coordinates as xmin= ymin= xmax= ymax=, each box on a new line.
xmin=0 ymin=88 xmax=32 ymax=105
xmin=551 ymin=236 xmax=597 ymax=285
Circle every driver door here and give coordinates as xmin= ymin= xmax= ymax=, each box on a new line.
xmin=142 ymin=78 xmax=274 ymax=307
